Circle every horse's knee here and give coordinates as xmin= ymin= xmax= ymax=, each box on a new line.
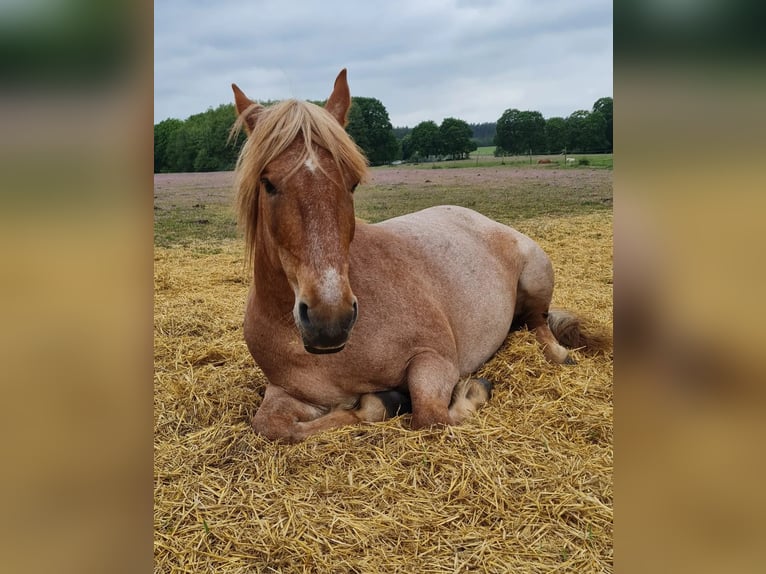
xmin=251 ymin=412 xmax=295 ymax=442
xmin=405 ymin=352 xmax=459 ymax=429
xmin=251 ymin=386 xmax=321 ymax=442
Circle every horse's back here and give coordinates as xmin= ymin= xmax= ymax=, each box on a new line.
xmin=370 ymin=205 xmax=531 ymax=373
xmin=376 ymin=205 xmax=534 ymax=268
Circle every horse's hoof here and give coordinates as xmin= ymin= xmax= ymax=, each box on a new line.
xmin=564 ymin=355 xmax=577 ymax=365
xmin=475 ymin=377 xmax=493 ymax=400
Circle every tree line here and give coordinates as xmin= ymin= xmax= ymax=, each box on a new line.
xmin=154 ymin=104 xmax=245 ymax=173
xmin=493 ymin=97 xmax=613 ymax=156
xmin=154 ymin=96 xmax=612 ymax=173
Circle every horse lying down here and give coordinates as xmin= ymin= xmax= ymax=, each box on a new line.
xmin=231 ymin=69 xmax=607 ymax=443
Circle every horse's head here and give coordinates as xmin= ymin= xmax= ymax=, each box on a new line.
xmin=232 ymin=70 xmax=368 ymax=354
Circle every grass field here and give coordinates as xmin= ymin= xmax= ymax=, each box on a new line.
xmin=154 ymin=164 xmax=612 ymax=247
xmin=403 ymin=149 xmax=613 ymax=170
xmin=154 ymin=164 xmax=613 ymax=572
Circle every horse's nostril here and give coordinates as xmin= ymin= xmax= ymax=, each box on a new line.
xmin=352 ymin=299 xmax=358 ymax=320
xmin=298 ymin=302 xmax=310 ymax=326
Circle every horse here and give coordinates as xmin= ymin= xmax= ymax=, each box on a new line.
xmin=231 ymin=69 xmax=600 ymax=443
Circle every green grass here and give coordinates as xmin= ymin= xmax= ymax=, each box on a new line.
xmin=472 ymin=146 xmax=497 ymax=157
xmin=575 ymin=155 xmax=613 ymax=168
xmin=154 ymin=203 xmax=238 ymax=248
xmin=354 ymin=181 xmax=612 ymax=225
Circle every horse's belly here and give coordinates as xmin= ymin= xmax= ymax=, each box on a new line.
xmin=375 ymin=206 xmax=521 ymax=375
xmin=447 ymin=262 xmax=516 ymax=374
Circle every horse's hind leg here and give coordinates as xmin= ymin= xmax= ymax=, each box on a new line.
xmin=526 ymin=306 xmax=574 ymax=364
xmin=516 ymin=245 xmax=573 ymax=364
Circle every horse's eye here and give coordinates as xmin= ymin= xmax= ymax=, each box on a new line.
xmin=260 ymin=178 xmax=277 ymax=195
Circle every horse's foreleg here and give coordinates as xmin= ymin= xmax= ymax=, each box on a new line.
xmin=288 ymin=390 xmax=411 ymax=442
xmin=252 ymin=385 xmax=410 ymax=443
xmin=448 ymin=377 xmax=493 ymax=422
xmin=405 ymin=352 xmax=488 ymax=429
xmin=251 ymin=384 xmax=324 ymax=442
xmin=405 ymin=352 xmax=457 ymax=429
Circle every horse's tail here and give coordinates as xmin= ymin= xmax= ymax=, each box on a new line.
xmin=548 ymin=308 xmax=612 ymax=353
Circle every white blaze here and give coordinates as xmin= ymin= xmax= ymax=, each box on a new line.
xmin=317 ymin=268 xmax=342 ymax=304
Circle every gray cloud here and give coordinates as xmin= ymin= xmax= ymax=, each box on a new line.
xmin=154 ymin=0 xmax=612 ymax=126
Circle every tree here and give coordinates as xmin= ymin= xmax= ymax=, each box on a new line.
xmin=164 ymin=122 xmax=197 ymax=172
xmin=566 ymin=110 xmax=608 ymax=153
xmin=565 ymin=110 xmax=589 ymax=152
xmin=439 ymin=117 xmax=476 ymax=159
xmin=392 ymin=126 xmax=412 ymax=140
xmin=345 ymin=97 xmax=399 ymax=165
xmin=544 ymin=117 xmax=568 ymax=154
xmin=584 ymin=111 xmax=608 ymax=152
xmin=494 ymin=109 xmax=546 ymax=155
xmin=154 ymin=104 xmax=246 ymax=173
xmin=187 ymin=110 xmax=218 ymax=172
xmin=154 ymin=118 xmax=183 ymax=172
xmin=592 ymin=97 xmax=613 ymax=151
xmin=187 ymin=104 xmax=246 ymax=172
xmin=468 ymin=122 xmax=496 ymax=147
xmin=400 ymin=134 xmax=414 ymax=161
xmin=409 ymin=120 xmax=441 ymax=159
xmin=494 ymin=109 xmax=519 ymax=155
xmin=155 ymin=90 xmax=617 ymax=173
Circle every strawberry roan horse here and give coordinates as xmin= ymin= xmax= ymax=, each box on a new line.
xmin=232 ymin=69 xmax=594 ymax=443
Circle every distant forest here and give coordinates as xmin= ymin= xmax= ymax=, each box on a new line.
xmin=154 ymin=97 xmax=612 ymax=173
xmin=393 ymin=122 xmax=495 ymax=147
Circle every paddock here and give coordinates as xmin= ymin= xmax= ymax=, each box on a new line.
xmin=154 ymin=166 xmax=613 ymax=572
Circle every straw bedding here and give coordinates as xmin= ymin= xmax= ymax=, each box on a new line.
xmin=154 ymin=212 xmax=613 ymax=573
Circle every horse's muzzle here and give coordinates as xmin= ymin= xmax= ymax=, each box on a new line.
xmin=297 ymin=299 xmax=358 ymax=354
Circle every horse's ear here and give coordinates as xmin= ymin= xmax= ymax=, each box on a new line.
xmin=325 ymin=68 xmax=351 ymax=127
xmin=232 ymin=83 xmax=261 ymax=134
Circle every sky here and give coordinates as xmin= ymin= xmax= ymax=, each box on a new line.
xmin=154 ymin=0 xmax=612 ymax=128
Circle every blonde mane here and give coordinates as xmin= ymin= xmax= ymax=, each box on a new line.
xmin=232 ymin=99 xmax=369 ymax=263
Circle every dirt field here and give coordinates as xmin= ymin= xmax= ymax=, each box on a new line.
xmin=153 ymin=166 xmax=611 ymax=210
xmin=369 ymin=165 xmax=610 ymax=190
xmin=154 ymin=171 xmax=235 ymax=209
xmin=154 ymin=165 xmax=613 ymax=572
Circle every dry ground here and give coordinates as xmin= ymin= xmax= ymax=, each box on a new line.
xmin=154 ymin=165 xmax=613 ymax=573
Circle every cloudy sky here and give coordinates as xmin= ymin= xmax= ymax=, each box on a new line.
xmin=154 ymin=0 xmax=612 ymax=127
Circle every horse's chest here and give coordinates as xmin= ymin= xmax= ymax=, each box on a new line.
xmin=245 ymin=314 xmax=405 ymax=400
